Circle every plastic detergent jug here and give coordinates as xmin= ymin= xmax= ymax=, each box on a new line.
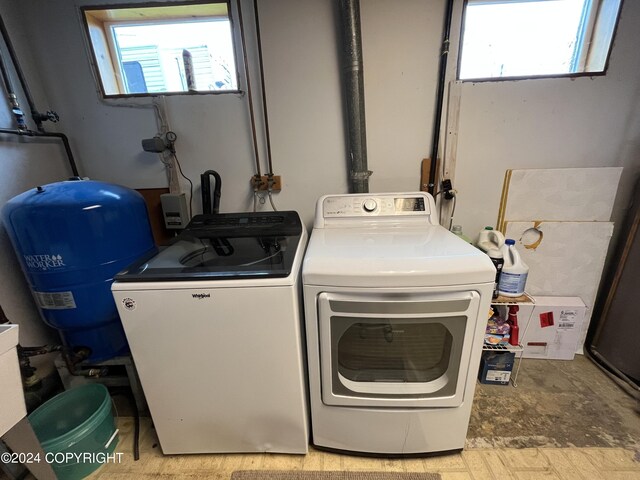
xmin=498 ymin=239 xmax=529 ymax=297
xmin=476 ymin=226 xmax=505 ymax=252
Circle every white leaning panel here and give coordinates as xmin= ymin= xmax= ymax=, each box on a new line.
xmin=0 ymin=325 xmax=26 ymax=436
xmin=503 ymin=167 xmax=622 ymax=222
xmin=504 ymin=221 xmax=614 ymax=354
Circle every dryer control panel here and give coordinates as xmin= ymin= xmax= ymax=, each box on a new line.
xmin=315 ymin=192 xmax=438 ymax=228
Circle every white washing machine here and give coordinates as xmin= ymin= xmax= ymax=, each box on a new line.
xmin=302 ymin=192 xmax=495 ymax=455
xmin=112 ymin=211 xmax=309 ymax=454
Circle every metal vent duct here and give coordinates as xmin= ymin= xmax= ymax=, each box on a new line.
xmin=339 ymin=0 xmax=371 ymax=193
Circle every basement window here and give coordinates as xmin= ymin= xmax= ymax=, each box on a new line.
xmin=82 ymin=2 xmax=239 ymax=97
xmin=458 ymin=0 xmax=623 ymax=81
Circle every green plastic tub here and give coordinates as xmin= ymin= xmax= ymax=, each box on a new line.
xmin=28 ymin=384 xmax=119 ymax=480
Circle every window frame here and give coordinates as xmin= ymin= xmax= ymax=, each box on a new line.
xmin=80 ymin=0 xmax=242 ymax=99
xmin=456 ymin=0 xmax=624 ymax=83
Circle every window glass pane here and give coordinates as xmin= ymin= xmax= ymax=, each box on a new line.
xmin=460 ymin=0 xmax=587 ymax=80
xmin=337 ymin=322 xmax=452 ymax=383
xmin=112 ymin=21 xmax=237 ymax=93
xmin=82 ymin=2 xmax=238 ymax=97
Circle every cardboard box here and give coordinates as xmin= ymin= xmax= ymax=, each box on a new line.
xmin=478 ymin=351 xmax=515 ymax=385
xmin=521 ymin=296 xmax=587 ymax=360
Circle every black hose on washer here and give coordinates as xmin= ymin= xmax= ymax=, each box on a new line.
xmin=110 ymin=387 xmax=141 ymax=461
xmin=200 ymin=170 xmax=222 ymax=215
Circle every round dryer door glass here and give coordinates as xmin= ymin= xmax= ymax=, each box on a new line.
xmin=337 ymin=322 xmax=452 ymax=383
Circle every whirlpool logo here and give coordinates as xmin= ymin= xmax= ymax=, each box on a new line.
xmin=192 ymin=293 xmax=211 ymax=299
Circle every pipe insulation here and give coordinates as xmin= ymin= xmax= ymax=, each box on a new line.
xmin=339 ymin=0 xmax=371 ymax=193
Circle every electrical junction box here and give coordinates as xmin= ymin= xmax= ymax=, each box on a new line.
xmin=160 ymin=193 xmax=189 ymax=229
xmin=250 ymin=175 xmax=282 ymax=191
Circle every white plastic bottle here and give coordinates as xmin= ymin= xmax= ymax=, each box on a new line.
xmin=498 ymin=239 xmax=529 ymax=297
xmin=476 ymin=226 xmax=505 ymax=252
xmin=451 ymin=225 xmax=472 ymax=243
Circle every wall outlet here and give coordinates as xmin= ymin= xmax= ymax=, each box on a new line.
xmin=250 ymin=175 xmax=282 ymax=192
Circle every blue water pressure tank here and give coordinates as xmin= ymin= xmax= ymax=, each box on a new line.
xmin=1 ymin=179 xmax=157 ymax=361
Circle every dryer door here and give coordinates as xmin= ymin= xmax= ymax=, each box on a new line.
xmin=318 ymin=290 xmax=481 ymax=407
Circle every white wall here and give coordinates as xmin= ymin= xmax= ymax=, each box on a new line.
xmin=0 ymin=0 xmax=637 ymax=367
xmin=450 ymin=0 xmax=640 ymax=238
xmin=8 ymin=0 xmax=640 ymax=241
xmin=243 ymin=0 xmax=349 ymax=221
xmin=361 ymin=0 xmax=445 ymax=193
xmin=0 ymin=2 xmax=72 ymax=348
xmin=17 ymin=0 xmax=350 ymax=229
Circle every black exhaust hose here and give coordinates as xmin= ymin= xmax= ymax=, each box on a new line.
xmin=201 ymin=170 xmax=222 ymax=215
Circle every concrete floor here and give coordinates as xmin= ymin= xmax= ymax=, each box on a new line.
xmin=84 ymin=354 xmax=640 ymax=479
xmin=468 ymin=355 xmax=640 ymax=449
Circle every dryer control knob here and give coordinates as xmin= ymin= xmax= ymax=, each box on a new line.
xmin=363 ymin=198 xmax=377 ymax=212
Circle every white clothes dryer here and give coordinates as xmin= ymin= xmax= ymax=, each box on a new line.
xmin=302 ymin=192 xmax=495 ymax=455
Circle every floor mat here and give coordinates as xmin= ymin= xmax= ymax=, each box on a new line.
xmin=231 ymin=472 xmax=441 ymax=480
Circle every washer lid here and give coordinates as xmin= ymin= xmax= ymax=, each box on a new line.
xmin=115 ymin=211 xmax=303 ymax=282
xmin=302 ymin=225 xmax=495 ymax=287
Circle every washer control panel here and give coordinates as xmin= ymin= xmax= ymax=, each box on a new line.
xmin=315 ymin=193 xmax=437 ymax=228
xmin=362 ymin=198 xmax=378 ymax=212
xmin=322 ymin=194 xmax=428 ymax=217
